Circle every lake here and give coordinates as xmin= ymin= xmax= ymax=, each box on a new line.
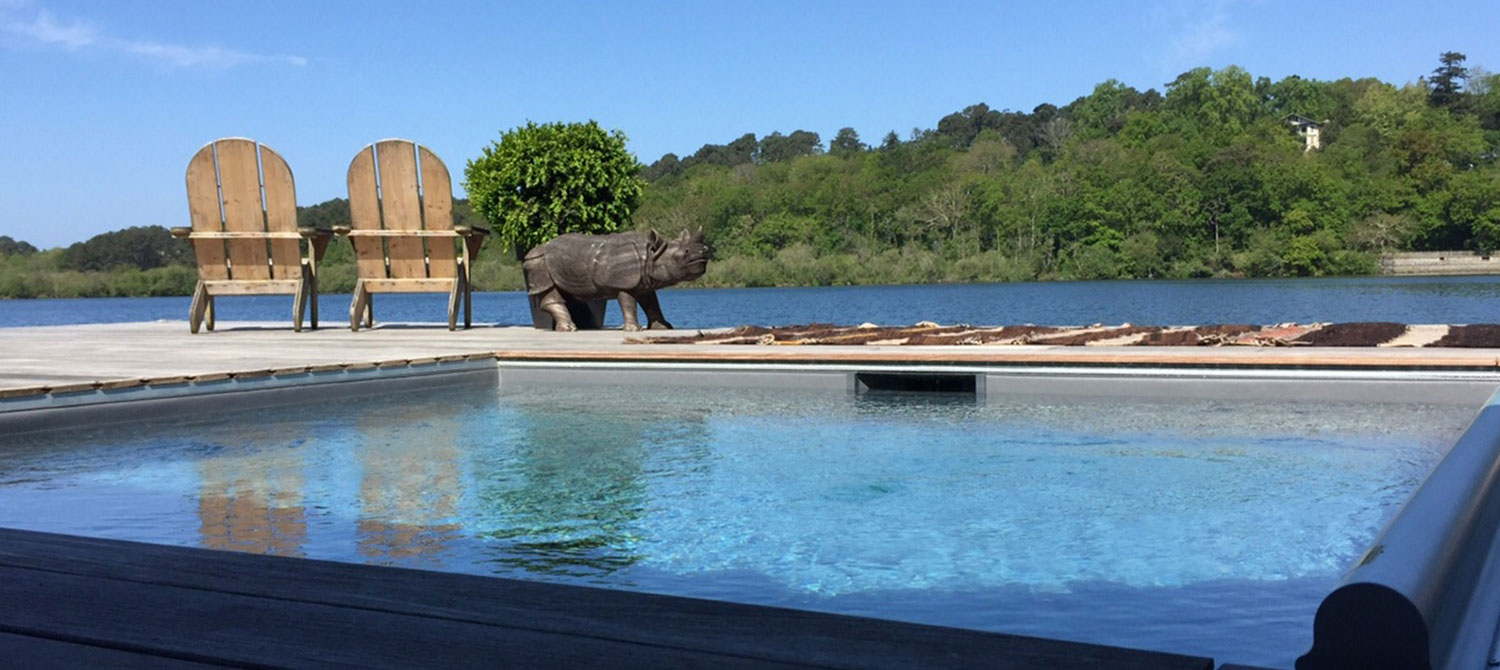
xmin=3 ymin=275 xmax=1500 ymax=329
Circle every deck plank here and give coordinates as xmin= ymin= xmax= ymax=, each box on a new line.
xmin=0 ymin=563 xmax=804 ymax=669
xmin=0 ymin=631 xmax=226 ymax=669
xmin=0 ymin=528 xmax=1212 ymax=670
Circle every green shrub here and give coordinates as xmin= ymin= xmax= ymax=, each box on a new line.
xmin=464 ymin=120 xmax=644 ymax=254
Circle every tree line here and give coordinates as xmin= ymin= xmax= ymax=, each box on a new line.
xmin=632 ymin=52 xmax=1500 ymax=286
xmin=3 ymin=53 xmax=1498 ymax=297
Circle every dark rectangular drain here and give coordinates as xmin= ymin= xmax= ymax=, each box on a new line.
xmin=853 ymin=372 xmax=979 ymax=395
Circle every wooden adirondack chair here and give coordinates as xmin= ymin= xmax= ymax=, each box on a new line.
xmin=337 ymin=139 xmax=486 ymax=331
xmin=171 ymin=138 xmax=332 ymax=333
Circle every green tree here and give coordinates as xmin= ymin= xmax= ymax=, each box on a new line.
xmin=463 ymin=120 xmax=644 ymax=253
xmin=1346 ymin=212 xmax=1416 ymax=252
xmin=642 ymin=153 xmax=683 ymax=181
xmin=1429 ymin=51 xmax=1468 ymax=108
xmin=830 ymin=127 xmax=866 ymax=155
xmin=1469 ymin=69 xmax=1500 ymax=130
xmin=296 ymin=198 xmax=350 ymax=230
xmin=61 ymin=226 xmax=192 ymax=271
xmin=1263 ymin=75 xmax=1336 ymax=120
xmin=690 ymin=133 xmax=758 ymax=167
xmin=1070 ymin=79 xmax=1150 ymax=139
xmin=954 ymin=129 xmax=1016 ymax=175
xmin=757 ymin=130 xmax=822 ymax=163
xmin=0 ymin=236 xmax=37 ymax=256
xmin=1164 ymin=66 xmax=1260 ymax=140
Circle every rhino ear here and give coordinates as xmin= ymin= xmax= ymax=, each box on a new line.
xmin=677 ymin=228 xmax=691 ymax=242
xmin=647 ymin=230 xmax=667 ymax=257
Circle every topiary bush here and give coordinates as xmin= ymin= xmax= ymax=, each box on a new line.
xmin=463 ymin=120 xmax=644 ymax=254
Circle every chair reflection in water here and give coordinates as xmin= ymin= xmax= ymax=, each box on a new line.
xmin=197 ymin=431 xmax=308 ymax=557
xmin=195 ymin=412 xmax=464 ymax=565
xmin=355 ymin=406 xmax=463 ymax=565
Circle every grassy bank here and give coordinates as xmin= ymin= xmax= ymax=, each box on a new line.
xmin=1 ymin=236 xmax=1382 ymax=300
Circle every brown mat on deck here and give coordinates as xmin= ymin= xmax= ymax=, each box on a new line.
xmin=628 ymin=322 xmax=1500 ymax=347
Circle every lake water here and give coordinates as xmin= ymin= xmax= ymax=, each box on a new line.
xmin=4 ymin=275 xmax=1500 ymax=328
xmin=0 ymin=379 xmax=1474 ymax=668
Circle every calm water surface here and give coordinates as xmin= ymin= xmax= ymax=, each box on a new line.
xmin=0 ymin=380 xmax=1476 ymax=668
xmin=4 ymin=275 xmax=1500 ymax=328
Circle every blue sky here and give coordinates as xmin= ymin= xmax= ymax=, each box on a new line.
xmin=2 ymin=0 xmax=1497 ymax=249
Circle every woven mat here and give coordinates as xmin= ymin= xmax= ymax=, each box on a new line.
xmin=628 ymin=322 xmax=1500 ymax=347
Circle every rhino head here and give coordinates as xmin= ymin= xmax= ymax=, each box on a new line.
xmin=645 ymin=228 xmax=709 ymax=287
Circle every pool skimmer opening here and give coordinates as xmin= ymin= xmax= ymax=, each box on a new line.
xmin=852 ymin=372 xmax=982 ymax=396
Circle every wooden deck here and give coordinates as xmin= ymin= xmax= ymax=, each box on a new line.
xmin=0 ymin=527 xmax=1215 ymax=669
xmin=4 ymin=321 xmax=1500 ymax=398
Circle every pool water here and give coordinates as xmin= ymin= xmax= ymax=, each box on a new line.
xmin=0 ymin=379 xmax=1477 ymax=667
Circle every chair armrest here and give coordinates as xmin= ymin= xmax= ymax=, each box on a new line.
xmin=332 ymin=225 xmax=352 ymax=236
xmin=341 ymin=230 xmax=471 ymax=238
xmin=298 ymin=225 xmax=333 ymax=240
xmin=170 ymin=226 xmax=193 ymax=239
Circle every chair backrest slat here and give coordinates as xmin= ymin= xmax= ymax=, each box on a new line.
xmin=259 ymin=144 xmax=302 ymax=280
xmin=215 ymin=139 xmax=271 ymax=281
xmin=184 ymin=144 xmax=229 ymax=280
xmin=374 ymin=140 xmax=427 ymax=279
xmin=346 ymin=146 xmax=390 ymax=280
xmin=418 ymin=145 xmax=457 ymax=279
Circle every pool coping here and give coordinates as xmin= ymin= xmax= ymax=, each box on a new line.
xmin=6 ymin=354 xmax=1500 ymax=418
xmin=5 ymin=321 xmax=1500 ymax=400
xmin=5 ymin=321 xmax=1500 ymax=413
xmin=1300 ymin=385 xmax=1500 ymax=669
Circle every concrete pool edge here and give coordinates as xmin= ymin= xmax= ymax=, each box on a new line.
xmin=5 ymin=357 xmax=1499 ymax=431
xmin=0 ymin=357 xmax=498 ymax=434
xmin=5 ymin=356 xmax=1499 ymax=418
xmin=496 ymin=359 xmax=1500 ymax=406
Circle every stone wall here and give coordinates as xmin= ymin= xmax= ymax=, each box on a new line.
xmin=1380 ymin=251 xmax=1500 ymax=275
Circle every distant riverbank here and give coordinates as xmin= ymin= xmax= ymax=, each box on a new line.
xmin=6 ymin=276 xmax=1500 ymax=329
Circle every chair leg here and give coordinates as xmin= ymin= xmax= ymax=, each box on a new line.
xmin=447 ymin=277 xmax=460 ymax=331
xmin=188 ymin=282 xmax=207 ymax=334
xmin=308 ymin=266 xmax=319 ymax=330
xmin=464 ymin=270 xmax=473 ymax=329
xmin=365 ymin=295 xmax=374 ymax=328
xmin=350 ymin=280 xmax=367 ymax=332
xmin=292 ymin=277 xmax=306 ymax=333
xmin=205 ymin=296 xmax=216 ymax=331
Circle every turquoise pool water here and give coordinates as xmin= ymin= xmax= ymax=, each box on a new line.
xmin=0 ymin=379 xmax=1477 ymax=667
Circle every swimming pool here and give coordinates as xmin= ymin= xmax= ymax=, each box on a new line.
xmin=0 ymin=370 xmax=1484 ymax=668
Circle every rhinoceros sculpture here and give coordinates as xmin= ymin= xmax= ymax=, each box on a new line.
xmin=523 ymin=229 xmax=709 ymax=331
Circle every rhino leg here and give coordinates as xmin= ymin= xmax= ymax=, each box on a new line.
xmin=537 ymin=290 xmax=577 ymax=331
xmin=638 ymin=291 xmax=673 ymax=330
xmin=617 ymin=291 xmax=643 ymax=331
